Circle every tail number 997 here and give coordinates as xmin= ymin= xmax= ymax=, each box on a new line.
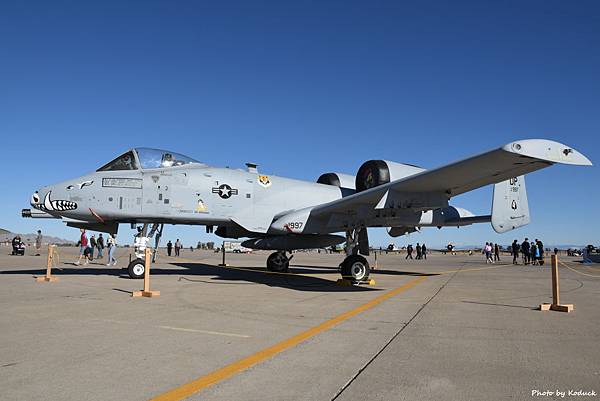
xmin=287 ymin=222 xmax=303 ymax=230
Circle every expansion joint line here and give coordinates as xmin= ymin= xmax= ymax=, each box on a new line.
xmin=330 ymin=265 xmax=464 ymax=401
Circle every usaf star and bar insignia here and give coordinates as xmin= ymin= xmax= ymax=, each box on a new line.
xmin=212 ymin=184 xmax=239 ymax=199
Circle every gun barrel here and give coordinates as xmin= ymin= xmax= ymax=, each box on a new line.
xmin=21 ymin=208 xmax=58 ymax=219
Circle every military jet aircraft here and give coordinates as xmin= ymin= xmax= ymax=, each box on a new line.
xmin=23 ymin=139 xmax=591 ymax=281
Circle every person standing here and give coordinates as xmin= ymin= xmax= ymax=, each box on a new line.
xmin=106 ymin=234 xmax=117 ymax=266
xmin=89 ymin=235 xmax=96 ymax=260
xmin=167 ymin=240 xmax=173 ymax=256
xmin=35 ymin=230 xmax=43 ymax=256
xmin=416 ymin=243 xmax=422 ymax=260
xmin=521 ymin=238 xmax=530 ymax=265
xmin=97 ymin=233 xmax=104 ymax=259
xmin=11 ymin=235 xmax=19 ymax=255
xmin=75 ymin=229 xmax=89 ymax=266
xmin=511 ymin=240 xmax=520 ymax=265
xmin=175 ymin=239 xmax=181 ymax=257
xmin=494 ymin=243 xmax=500 ymax=262
xmin=530 ymin=241 xmax=538 ymax=266
xmin=536 ymin=239 xmax=545 ymax=265
xmin=422 ymin=243 xmax=427 ymax=260
xmin=484 ymin=242 xmax=494 ymax=264
xmin=405 ymin=244 xmax=413 ymax=260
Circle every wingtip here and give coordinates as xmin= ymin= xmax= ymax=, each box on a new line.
xmin=503 ymin=139 xmax=593 ymax=166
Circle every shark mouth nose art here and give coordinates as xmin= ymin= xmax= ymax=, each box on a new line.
xmin=36 ymin=191 xmax=78 ymax=211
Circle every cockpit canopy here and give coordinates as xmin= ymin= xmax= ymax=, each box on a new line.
xmin=97 ymin=148 xmax=203 ymax=171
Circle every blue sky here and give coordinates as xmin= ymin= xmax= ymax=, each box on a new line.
xmin=1 ymin=1 xmax=598 ymax=248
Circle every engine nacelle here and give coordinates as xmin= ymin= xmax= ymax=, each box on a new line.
xmin=355 ymin=160 xmax=425 ymax=192
xmin=316 ymin=172 xmax=356 ymax=190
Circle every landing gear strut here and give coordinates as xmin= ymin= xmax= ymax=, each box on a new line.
xmin=127 ymin=223 xmax=152 ymax=279
xmin=267 ymin=251 xmax=291 ymax=272
xmin=339 ymin=228 xmax=371 ymax=282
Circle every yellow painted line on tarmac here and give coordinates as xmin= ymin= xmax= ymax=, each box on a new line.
xmin=150 ymin=275 xmax=428 ymax=401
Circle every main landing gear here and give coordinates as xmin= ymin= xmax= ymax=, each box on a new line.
xmin=267 ymin=251 xmax=292 ymax=273
xmin=339 ymin=227 xmax=371 ymax=282
xmin=263 ymin=227 xmax=372 ymax=283
xmin=340 ymin=254 xmax=370 ymax=282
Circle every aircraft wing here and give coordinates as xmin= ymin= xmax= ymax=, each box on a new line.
xmin=310 ymin=139 xmax=591 ymax=224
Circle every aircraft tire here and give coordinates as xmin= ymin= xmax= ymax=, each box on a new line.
xmin=340 ymin=255 xmax=370 ymax=282
xmin=267 ymin=251 xmax=289 ymax=272
xmin=127 ymin=258 xmax=145 ymax=279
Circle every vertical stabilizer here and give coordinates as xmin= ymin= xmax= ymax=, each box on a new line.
xmin=491 ymin=175 xmax=530 ymax=233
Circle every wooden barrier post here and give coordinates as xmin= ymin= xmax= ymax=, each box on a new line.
xmin=37 ymin=244 xmax=59 ymax=282
xmin=218 ymin=241 xmax=228 ymax=267
xmin=132 ymin=248 xmax=160 ymax=298
xmin=540 ymin=255 xmax=573 ymax=312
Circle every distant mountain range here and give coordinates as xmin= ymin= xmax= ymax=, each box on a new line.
xmin=0 ymin=228 xmax=74 ymax=245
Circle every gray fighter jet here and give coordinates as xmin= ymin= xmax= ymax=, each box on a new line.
xmin=23 ymin=139 xmax=591 ymax=281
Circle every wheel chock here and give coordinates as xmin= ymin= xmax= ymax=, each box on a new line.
xmin=336 ymin=278 xmax=376 ymax=286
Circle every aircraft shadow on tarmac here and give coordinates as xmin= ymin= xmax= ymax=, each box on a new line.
xmin=289 ymin=265 xmax=437 ymax=277
xmin=0 ymin=262 xmax=428 ymax=292
xmin=170 ymin=262 xmax=379 ymax=292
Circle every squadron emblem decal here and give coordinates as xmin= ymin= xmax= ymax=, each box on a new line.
xmin=257 ymin=175 xmax=272 ymax=188
xmin=212 ymin=184 xmax=238 ymax=199
xmin=195 ymin=197 xmax=208 ymax=213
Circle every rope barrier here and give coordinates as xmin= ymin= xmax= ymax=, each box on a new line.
xmin=559 ymin=260 xmax=600 ymax=278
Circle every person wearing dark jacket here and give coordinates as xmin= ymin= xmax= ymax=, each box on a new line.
xmin=521 ymin=238 xmax=530 ymax=265
xmin=422 ymin=243 xmax=427 ymax=260
xmin=97 ymin=234 xmax=105 ymax=259
xmin=494 ymin=243 xmax=500 ymax=262
xmin=405 ymin=244 xmax=413 ymax=260
xmin=511 ymin=240 xmax=520 ymax=264
xmin=416 ymin=243 xmax=422 ymax=260
xmin=167 ymin=241 xmax=173 ymax=257
xmin=89 ymin=235 xmax=96 ymax=260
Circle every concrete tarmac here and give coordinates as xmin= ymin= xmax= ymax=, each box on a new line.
xmin=0 ymin=246 xmax=598 ymax=401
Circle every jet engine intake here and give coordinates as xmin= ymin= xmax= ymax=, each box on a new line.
xmin=316 ymin=172 xmax=356 ymax=190
xmin=356 ymin=160 xmax=425 ymax=192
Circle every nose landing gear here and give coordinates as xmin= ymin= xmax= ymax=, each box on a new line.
xmin=126 ymin=223 xmax=163 ymax=279
xmin=127 ymin=258 xmax=146 ymax=279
